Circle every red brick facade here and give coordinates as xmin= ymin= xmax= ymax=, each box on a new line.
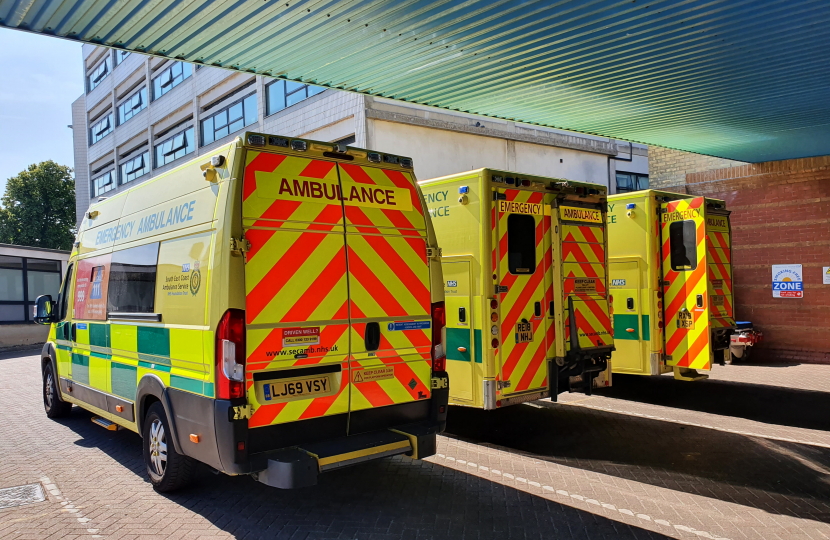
xmin=679 ymin=158 xmax=830 ymax=363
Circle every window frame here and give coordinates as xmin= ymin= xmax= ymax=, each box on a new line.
xmin=201 ymin=93 xmax=257 ymax=146
xmin=615 ymin=172 xmax=649 ymax=193
xmin=120 ymin=150 xmax=151 ymax=185
xmin=91 ymin=169 xmax=116 ymax=198
xmin=117 ymin=87 xmax=148 ymax=126
xmin=107 ymin=243 xmax=160 ymax=317
xmin=152 ymin=61 xmax=192 ymax=101
xmin=87 ymin=56 xmax=111 ymax=92
xmin=89 ymin=112 xmax=113 ymax=145
xmin=0 ymin=255 xmax=63 ymax=325
xmin=114 ymin=50 xmax=130 ymax=66
xmin=154 ymin=126 xmax=195 ymax=168
xmin=506 ymin=213 xmax=537 ymax=275
xmin=265 ymin=79 xmax=325 ymax=116
xmin=669 ymin=220 xmax=698 ymax=272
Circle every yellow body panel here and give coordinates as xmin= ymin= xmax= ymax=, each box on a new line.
xmin=420 ymin=169 xmax=612 ymax=409
xmin=607 ymin=190 xmax=735 ymax=379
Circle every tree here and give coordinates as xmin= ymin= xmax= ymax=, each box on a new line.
xmin=0 ymin=161 xmax=76 ymax=250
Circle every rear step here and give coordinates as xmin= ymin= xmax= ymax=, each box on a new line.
xmin=673 ymin=367 xmax=709 ymax=381
xmin=255 ymin=430 xmax=412 ymax=489
xmin=91 ymin=417 xmax=119 ymax=431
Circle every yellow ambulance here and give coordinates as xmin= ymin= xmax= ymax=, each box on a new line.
xmin=419 ymin=169 xmax=613 ymax=409
xmin=607 ymin=190 xmax=734 ymax=381
xmin=34 ymin=132 xmax=449 ymax=492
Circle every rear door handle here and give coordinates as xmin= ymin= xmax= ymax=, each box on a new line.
xmin=696 ymin=294 xmax=704 ymax=308
xmin=549 ymin=301 xmax=554 ymax=317
xmin=534 ymin=302 xmax=541 ymax=317
xmin=458 ymin=306 xmax=466 ymax=323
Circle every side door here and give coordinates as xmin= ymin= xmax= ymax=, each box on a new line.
xmin=443 ymin=258 xmax=474 ymax=403
xmin=337 ymin=162 xmax=433 ymax=430
xmin=494 ymin=189 xmax=548 ymax=397
xmin=242 ymin=151 xmax=351 ymax=433
xmin=609 ymin=259 xmax=644 ymax=373
xmin=705 ymin=209 xmax=734 ymax=329
xmin=660 ymin=197 xmax=712 ymax=370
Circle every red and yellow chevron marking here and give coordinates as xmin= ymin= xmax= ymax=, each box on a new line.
xmin=242 ymin=151 xmax=353 ymax=427
xmin=706 ymin=226 xmax=734 ymax=327
xmin=564 ymin=298 xmax=613 ymax=349
xmin=542 ymin=211 xmax=556 ymax=363
xmin=496 ymin=189 xmax=549 ymax=396
xmin=661 ymin=197 xmax=711 ymax=370
xmin=339 ymin=163 xmax=425 ymax=234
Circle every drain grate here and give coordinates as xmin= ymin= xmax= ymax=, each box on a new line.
xmin=0 ymin=484 xmax=45 ymax=510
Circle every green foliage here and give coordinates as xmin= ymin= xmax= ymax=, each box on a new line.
xmin=0 ymin=161 xmax=76 ymax=250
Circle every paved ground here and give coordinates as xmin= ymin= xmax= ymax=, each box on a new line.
xmin=1 ymin=349 xmax=829 ymax=540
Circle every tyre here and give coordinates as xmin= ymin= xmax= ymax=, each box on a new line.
xmin=43 ymin=362 xmax=72 ymax=418
xmin=142 ymin=402 xmax=196 ymax=492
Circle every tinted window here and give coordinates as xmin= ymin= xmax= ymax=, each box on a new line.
xmin=154 ymin=127 xmax=195 ymax=168
xmin=507 ymin=214 xmax=536 ymax=274
xmin=669 ymin=220 xmax=697 ymax=271
xmin=108 ymin=243 xmax=159 ymax=314
xmin=59 ymin=263 xmax=74 ymax=320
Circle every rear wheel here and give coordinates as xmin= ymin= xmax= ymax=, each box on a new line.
xmin=43 ymin=362 xmax=72 ymax=418
xmin=142 ymin=402 xmax=196 ymax=492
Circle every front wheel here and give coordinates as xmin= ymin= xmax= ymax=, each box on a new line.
xmin=43 ymin=362 xmax=72 ymax=418
xmin=142 ymin=402 xmax=196 ymax=492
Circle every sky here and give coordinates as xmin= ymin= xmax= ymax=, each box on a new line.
xmin=0 ymin=30 xmax=83 ymax=199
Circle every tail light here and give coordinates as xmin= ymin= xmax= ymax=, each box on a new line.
xmin=216 ymin=309 xmax=246 ymax=399
xmin=431 ymin=301 xmax=446 ymax=372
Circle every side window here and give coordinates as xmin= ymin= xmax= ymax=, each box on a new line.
xmin=507 ymin=214 xmax=536 ymax=274
xmin=108 ymin=243 xmax=160 ymax=314
xmin=58 ymin=263 xmax=74 ymax=320
xmin=74 ymin=255 xmax=111 ymax=320
xmin=669 ymin=220 xmax=698 ymax=271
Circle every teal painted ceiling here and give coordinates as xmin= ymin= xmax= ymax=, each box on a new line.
xmin=3 ymin=0 xmax=829 ymax=162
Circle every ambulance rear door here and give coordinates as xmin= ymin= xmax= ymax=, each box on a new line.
xmin=705 ymin=208 xmax=734 ymax=330
xmin=660 ymin=197 xmax=713 ymax=370
xmin=558 ymin=203 xmax=613 ymax=354
xmin=337 ymin=162 xmax=433 ymax=433
xmin=242 ymin=151 xmax=351 ymax=439
xmin=493 ymin=188 xmax=549 ymax=397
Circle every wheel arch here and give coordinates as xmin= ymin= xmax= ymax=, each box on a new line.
xmin=136 ymin=374 xmax=183 ymax=454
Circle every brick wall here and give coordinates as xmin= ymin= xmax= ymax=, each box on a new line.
xmin=683 ymin=157 xmax=830 ymax=364
xmin=648 ymin=146 xmax=746 ymax=189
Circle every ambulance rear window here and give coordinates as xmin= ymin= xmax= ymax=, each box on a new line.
xmin=669 ymin=220 xmax=697 ymax=271
xmin=507 ymin=214 xmax=536 ymax=274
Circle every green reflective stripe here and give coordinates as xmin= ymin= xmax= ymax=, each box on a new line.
xmin=89 ymin=323 xmax=110 ymax=348
xmin=111 ymin=363 xmax=137 ymax=400
xmin=71 ymin=353 xmax=90 ymax=384
xmin=203 ymin=382 xmax=214 ymax=398
xmin=138 ymin=360 xmax=171 ymax=372
xmin=170 ymin=374 xmax=203 ymax=394
xmin=446 ymin=328 xmax=471 ymax=361
xmin=137 ymin=326 xmax=170 ymax=358
xmin=56 ymin=343 xmax=72 ymax=351
xmin=642 ymin=315 xmax=650 ymax=341
xmin=90 ymin=351 xmax=112 ymax=360
xmin=613 ymin=314 xmax=640 ymax=340
xmin=474 ymin=329 xmax=482 ymax=363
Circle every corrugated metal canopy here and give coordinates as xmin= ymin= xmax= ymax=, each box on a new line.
xmin=3 ymin=0 xmax=830 ymax=162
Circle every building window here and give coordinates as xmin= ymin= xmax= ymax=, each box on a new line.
xmin=152 ymin=62 xmax=192 ymax=101
xmin=201 ymin=94 xmax=257 ymax=146
xmin=87 ymin=56 xmax=111 ymax=92
xmin=154 ymin=126 xmax=195 ymax=168
xmin=265 ymin=79 xmax=325 ymax=116
xmin=91 ymin=170 xmax=116 ymax=198
xmin=117 ymin=87 xmax=148 ymax=125
xmin=89 ymin=113 xmax=113 ymax=145
xmin=120 ymin=151 xmax=150 ymax=185
xmin=0 ymin=255 xmax=62 ymax=324
xmin=615 ymin=172 xmax=649 ymax=193
xmin=108 ymin=243 xmax=159 ymax=314
xmin=114 ymin=50 xmax=130 ymax=66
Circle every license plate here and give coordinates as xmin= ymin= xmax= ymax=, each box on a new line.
xmin=515 ymin=321 xmax=533 ymax=343
xmin=263 ymin=376 xmax=330 ymax=401
xmin=676 ymin=311 xmax=694 ymax=329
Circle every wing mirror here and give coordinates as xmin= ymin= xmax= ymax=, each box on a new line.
xmin=34 ymin=295 xmax=58 ymax=325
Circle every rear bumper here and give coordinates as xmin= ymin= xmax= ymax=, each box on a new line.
xmin=209 ymin=371 xmax=449 ymax=486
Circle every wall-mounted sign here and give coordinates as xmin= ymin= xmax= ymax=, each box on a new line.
xmin=823 ymin=267 xmax=830 ymax=285
xmin=772 ymin=264 xmax=803 ymax=298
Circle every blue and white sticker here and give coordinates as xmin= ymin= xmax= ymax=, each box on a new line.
xmin=387 ymin=321 xmax=431 ymax=331
xmin=446 ymin=280 xmax=458 ymax=287
xmin=263 ymin=384 xmax=272 ymax=401
xmin=77 ymin=323 xmax=87 ymax=330
xmin=611 ymin=279 xmax=626 ymax=287
xmin=182 ymin=263 xmax=190 ymax=272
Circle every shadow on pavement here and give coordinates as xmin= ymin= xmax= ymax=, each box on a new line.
xmin=61 ymin=406 xmax=673 ymax=540
xmin=595 ymin=373 xmax=830 ymax=432
xmin=446 ymin=402 xmax=830 ymax=525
